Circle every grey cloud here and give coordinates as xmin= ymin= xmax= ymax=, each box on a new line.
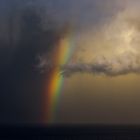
xmin=38 ymin=51 xmax=140 ymax=77
xmin=61 ymin=52 xmax=140 ymax=77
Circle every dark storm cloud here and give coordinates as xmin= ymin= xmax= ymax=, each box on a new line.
xmin=0 ymin=0 xmax=62 ymax=123
xmin=43 ymin=0 xmax=123 ymax=31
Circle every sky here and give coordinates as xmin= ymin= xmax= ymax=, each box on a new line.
xmin=48 ymin=0 xmax=140 ymax=124
xmin=1 ymin=0 xmax=140 ymax=124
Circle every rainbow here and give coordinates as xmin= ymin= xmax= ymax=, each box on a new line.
xmin=43 ymin=29 xmax=75 ymax=123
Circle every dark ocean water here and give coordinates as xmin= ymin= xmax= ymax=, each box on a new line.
xmin=1 ymin=125 xmax=140 ymax=139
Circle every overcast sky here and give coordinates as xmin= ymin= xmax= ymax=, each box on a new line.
xmin=1 ymin=0 xmax=140 ymax=124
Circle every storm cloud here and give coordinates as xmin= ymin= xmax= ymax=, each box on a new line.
xmin=38 ymin=1 xmax=140 ymax=77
